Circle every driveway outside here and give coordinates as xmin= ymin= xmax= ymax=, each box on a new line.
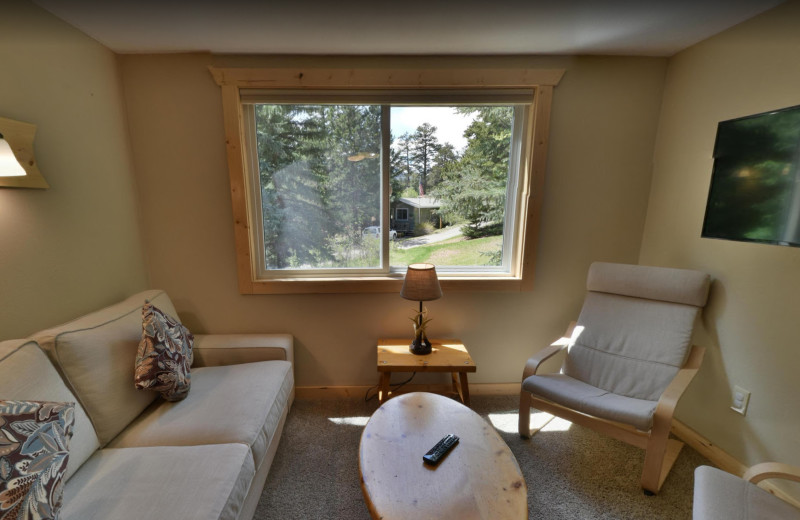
xmin=396 ymin=225 xmax=464 ymax=249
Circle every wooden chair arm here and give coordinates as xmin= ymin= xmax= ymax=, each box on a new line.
xmin=652 ymin=345 xmax=705 ymax=428
xmin=521 ymin=322 xmax=577 ymax=381
xmin=744 ymin=463 xmax=800 ymax=484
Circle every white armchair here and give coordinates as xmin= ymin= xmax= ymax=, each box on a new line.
xmin=519 ymin=262 xmax=710 ymax=494
xmin=694 ymin=464 xmax=800 ymax=519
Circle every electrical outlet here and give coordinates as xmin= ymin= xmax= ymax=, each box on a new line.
xmin=731 ymin=385 xmax=750 ymax=415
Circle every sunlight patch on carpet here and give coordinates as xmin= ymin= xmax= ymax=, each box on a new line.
xmin=488 ymin=411 xmax=572 ymax=434
xmin=328 ymin=416 xmax=370 ymax=426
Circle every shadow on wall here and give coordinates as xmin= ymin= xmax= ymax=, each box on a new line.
xmin=691 ymin=278 xmax=775 ymax=466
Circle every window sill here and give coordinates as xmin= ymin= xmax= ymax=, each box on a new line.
xmin=239 ymin=275 xmax=529 ymax=294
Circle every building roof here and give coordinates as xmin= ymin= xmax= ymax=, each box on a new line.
xmin=398 ymin=196 xmax=440 ymax=209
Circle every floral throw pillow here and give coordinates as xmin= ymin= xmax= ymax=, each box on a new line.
xmin=134 ymin=302 xmax=194 ymax=401
xmin=0 ymin=400 xmax=75 ymax=520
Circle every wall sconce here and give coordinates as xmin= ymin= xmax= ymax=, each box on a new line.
xmin=0 ymin=116 xmax=48 ymax=189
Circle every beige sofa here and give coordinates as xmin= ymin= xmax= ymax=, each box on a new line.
xmin=0 ymin=289 xmax=294 ymax=520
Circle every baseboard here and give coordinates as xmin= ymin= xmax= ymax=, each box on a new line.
xmin=672 ymin=420 xmax=800 ymax=509
xmin=671 ymin=420 xmax=746 ymax=476
xmin=295 ymin=382 xmax=520 ymax=400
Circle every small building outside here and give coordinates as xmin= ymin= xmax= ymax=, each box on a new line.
xmin=391 ymin=196 xmax=442 ymax=235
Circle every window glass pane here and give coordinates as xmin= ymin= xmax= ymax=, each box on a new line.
xmin=389 ymin=106 xmax=514 ymax=269
xmin=254 ymin=104 xmax=382 ymax=270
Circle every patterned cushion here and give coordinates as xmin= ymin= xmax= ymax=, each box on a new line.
xmin=134 ymin=302 xmax=194 ymax=402
xmin=0 ymin=400 xmax=75 ymax=520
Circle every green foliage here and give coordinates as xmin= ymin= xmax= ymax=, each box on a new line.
xmin=390 ymin=132 xmax=414 ymax=203
xmin=411 ymin=123 xmax=441 ymax=194
xmin=429 ymin=143 xmax=458 ymax=188
xmin=390 ymin=124 xmax=458 ymax=201
xmin=257 ymin=103 xmax=514 ymax=270
xmin=415 ymin=222 xmax=435 ymax=236
xmin=431 ymin=107 xmax=513 ymax=238
xmin=326 ymin=233 xmax=380 ymax=268
xmin=255 ymin=104 xmax=381 ymax=269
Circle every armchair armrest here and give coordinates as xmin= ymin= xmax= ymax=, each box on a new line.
xmin=192 ymin=334 xmax=293 ymax=367
xmin=744 ymin=463 xmax=800 ymax=485
xmin=521 ymin=322 xmax=577 ymax=381
xmin=652 ymin=345 xmax=705 ymax=423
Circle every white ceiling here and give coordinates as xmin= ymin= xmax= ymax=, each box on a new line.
xmin=34 ymin=0 xmax=784 ymax=56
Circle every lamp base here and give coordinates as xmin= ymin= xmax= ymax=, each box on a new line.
xmin=409 ymin=336 xmax=432 ymax=355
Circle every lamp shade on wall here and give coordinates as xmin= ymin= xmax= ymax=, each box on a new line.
xmin=0 ymin=116 xmax=48 ymax=189
xmin=400 ymin=263 xmax=442 ymax=302
xmin=0 ymin=134 xmax=26 ymax=177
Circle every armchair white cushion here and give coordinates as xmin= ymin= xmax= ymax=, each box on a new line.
xmin=693 ymin=465 xmax=800 ymax=520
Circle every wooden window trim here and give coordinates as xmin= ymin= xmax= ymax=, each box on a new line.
xmin=211 ymin=67 xmax=564 ymax=294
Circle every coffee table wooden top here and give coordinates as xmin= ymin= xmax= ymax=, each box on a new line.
xmin=377 ymin=338 xmax=476 ymax=373
xmin=359 ymin=392 xmax=527 ymax=520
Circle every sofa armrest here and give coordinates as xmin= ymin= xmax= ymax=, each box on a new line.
xmin=192 ymin=334 xmax=294 ymax=367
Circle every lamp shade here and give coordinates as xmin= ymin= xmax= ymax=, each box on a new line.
xmin=400 ymin=263 xmax=442 ymax=302
xmin=0 ymin=117 xmax=48 ymax=189
xmin=0 ymin=134 xmax=26 ymax=177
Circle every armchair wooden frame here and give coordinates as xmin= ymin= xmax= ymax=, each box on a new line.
xmin=744 ymin=463 xmax=800 ymax=486
xmin=518 ymin=322 xmax=706 ymax=494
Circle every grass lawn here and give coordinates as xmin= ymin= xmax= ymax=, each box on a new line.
xmin=390 ymin=235 xmax=503 ymax=266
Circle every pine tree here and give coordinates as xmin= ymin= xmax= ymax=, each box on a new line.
xmin=326 ymin=105 xmax=382 ymax=253
xmin=429 ymin=143 xmax=458 ymax=189
xmin=392 ymin=132 xmax=414 ymax=191
xmin=432 ymin=107 xmax=513 ymax=238
xmin=410 ymin=123 xmax=441 ymax=195
xmin=256 ymin=104 xmax=333 ymax=268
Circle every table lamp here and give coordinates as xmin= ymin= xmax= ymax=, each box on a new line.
xmin=400 ymin=263 xmax=442 ymax=355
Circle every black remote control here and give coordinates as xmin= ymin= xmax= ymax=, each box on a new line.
xmin=423 ymin=434 xmax=459 ymax=465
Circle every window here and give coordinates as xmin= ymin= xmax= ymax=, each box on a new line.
xmin=212 ymin=67 xmax=563 ymax=294
xmin=245 ymin=103 xmax=383 ymax=271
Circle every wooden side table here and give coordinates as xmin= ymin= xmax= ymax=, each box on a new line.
xmin=376 ymin=338 xmax=476 ymax=405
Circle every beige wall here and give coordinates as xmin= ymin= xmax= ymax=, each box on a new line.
xmin=120 ymin=53 xmax=666 ymax=387
xmin=639 ymin=0 xmax=800 ymax=473
xmin=0 ymin=0 xmax=148 ymax=338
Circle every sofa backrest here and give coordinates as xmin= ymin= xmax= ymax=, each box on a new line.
xmin=563 ymin=262 xmax=710 ymax=402
xmin=0 ymin=339 xmax=99 ymax=481
xmin=33 ymin=289 xmax=179 ymax=445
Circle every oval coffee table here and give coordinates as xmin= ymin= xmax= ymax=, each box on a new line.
xmin=359 ymin=392 xmax=527 ymax=520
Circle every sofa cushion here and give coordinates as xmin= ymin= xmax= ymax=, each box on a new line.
xmin=0 ymin=340 xmax=98 ymax=481
xmin=522 ymin=373 xmax=657 ymax=431
xmin=61 ymin=444 xmax=254 ymax=520
xmin=33 ymin=290 xmax=178 ymax=445
xmin=0 ymin=400 xmax=74 ymax=520
xmin=108 ymin=360 xmax=293 ymax=470
xmin=693 ymin=465 xmax=800 ymax=520
xmin=134 ymin=302 xmax=194 ymax=402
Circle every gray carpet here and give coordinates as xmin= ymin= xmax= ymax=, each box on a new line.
xmin=254 ymin=395 xmax=708 ymax=519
